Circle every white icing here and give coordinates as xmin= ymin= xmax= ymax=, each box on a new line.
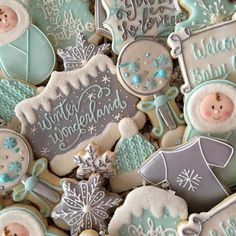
xmin=0 ymin=0 xmax=30 ymax=46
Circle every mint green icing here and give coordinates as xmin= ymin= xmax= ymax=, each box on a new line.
xmin=0 ymin=25 xmax=55 ymax=85
xmin=118 ymin=208 xmax=180 ymax=236
xmin=115 ymin=134 xmax=155 ymax=173
xmin=0 ymin=79 xmax=36 ymax=122
xmin=28 ymin=0 xmax=95 ymax=49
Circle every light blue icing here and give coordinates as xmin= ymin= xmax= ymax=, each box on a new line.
xmin=9 ymin=161 xmax=22 ymax=174
xmin=0 ymin=173 xmax=18 ymax=183
xmin=118 ymin=208 xmax=180 ymax=236
xmin=132 ymin=75 xmax=142 ymax=84
xmin=0 ymin=79 xmax=36 ymax=122
xmin=4 ymin=137 xmax=17 ymax=149
xmin=28 ymin=0 xmax=95 ymax=49
xmin=0 ymin=25 xmax=56 ymax=85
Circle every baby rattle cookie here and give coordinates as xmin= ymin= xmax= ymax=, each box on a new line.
xmin=0 ymin=0 xmax=56 ymax=85
xmin=0 ymin=204 xmax=67 ymax=236
xmin=108 ymin=186 xmax=188 ymax=236
xmin=176 ymin=0 xmax=236 ymax=31
xmin=28 ymin=0 xmax=96 ymax=49
xmin=117 ymin=38 xmax=185 ymax=139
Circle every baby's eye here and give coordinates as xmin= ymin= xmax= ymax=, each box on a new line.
xmin=220 ymin=105 xmax=223 ymax=109
xmin=212 ymin=105 xmax=215 ymax=109
xmin=4 ymin=15 xmax=7 ymax=18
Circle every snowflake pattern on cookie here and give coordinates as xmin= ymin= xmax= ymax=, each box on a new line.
xmin=73 ymin=143 xmax=116 ymax=179
xmin=52 ymin=175 xmax=122 ymax=236
xmin=57 ymin=32 xmax=110 ymax=71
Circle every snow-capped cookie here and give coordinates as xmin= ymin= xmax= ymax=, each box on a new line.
xmin=117 ymin=38 xmax=185 ymax=139
xmin=110 ymin=117 xmax=155 ymax=193
xmin=168 ymin=18 xmax=236 ymax=93
xmin=176 ymin=0 xmax=236 ymax=31
xmin=139 ymin=136 xmax=234 ymax=213
xmin=0 ymin=0 xmax=56 ymax=85
xmin=15 ymin=54 xmax=145 ymax=176
xmin=108 ymin=186 xmax=188 ymax=236
xmin=52 ymin=174 xmax=122 ymax=236
xmin=57 ymin=32 xmax=110 ymax=71
xmin=73 ymin=143 xmax=116 ymax=179
xmin=0 ymin=204 xmax=67 ymax=236
xmin=28 ymin=0 xmax=96 ymax=49
xmin=102 ymin=0 xmax=182 ymax=54
xmin=183 ymin=80 xmax=236 ymax=187
xmin=178 ymin=193 xmax=236 ymax=236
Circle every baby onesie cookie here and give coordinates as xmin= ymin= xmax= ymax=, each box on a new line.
xmin=139 ymin=136 xmax=234 ymax=213
xmin=117 ymin=38 xmax=185 ymax=138
xmin=178 ymin=193 xmax=236 ymax=236
xmin=0 ymin=204 xmax=67 ymax=236
xmin=28 ymin=0 xmax=96 ymax=49
xmin=15 ymin=54 xmax=144 ymax=176
xmin=176 ymin=0 xmax=236 ymax=31
xmin=108 ymin=186 xmax=188 ymax=236
xmin=102 ymin=0 xmax=182 ymax=54
xmin=0 ymin=0 xmax=56 ymax=85
xmin=57 ymin=32 xmax=110 ymax=71
xmin=110 ymin=117 xmax=156 ymax=193
xmin=168 ymin=19 xmax=236 ymax=93
xmin=74 ymin=143 xmax=116 ymax=179
xmin=183 ymin=80 xmax=236 ymax=187
xmin=52 ymin=174 xmax=122 ymax=236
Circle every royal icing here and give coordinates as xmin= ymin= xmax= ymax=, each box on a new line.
xmin=139 ymin=136 xmax=234 ymax=213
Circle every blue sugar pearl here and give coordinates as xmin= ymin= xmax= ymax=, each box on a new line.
xmin=0 ymin=173 xmax=10 ymax=183
xmin=132 ymin=75 xmax=142 ymax=84
xmin=158 ymin=69 xmax=167 ymax=78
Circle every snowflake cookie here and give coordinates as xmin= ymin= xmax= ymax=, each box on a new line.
xmin=73 ymin=143 xmax=116 ymax=179
xmin=52 ymin=175 xmax=122 ymax=236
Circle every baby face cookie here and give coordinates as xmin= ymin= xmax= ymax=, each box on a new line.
xmin=0 ymin=0 xmax=56 ymax=85
xmin=178 ymin=193 xmax=236 ymax=236
xmin=176 ymin=0 xmax=236 ymax=31
xmin=102 ymin=0 xmax=181 ymax=54
xmin=108 ymin=186 xmax=188 ymax=236
xmin=52 ymin=175 xmax=122 ymax=236
xmin=139 ymin=136 xmax=234 ymax=213
xmin=15 ymin=54 xmax=142 ymax=176
xmin=168 ymin=19 xmax=236 ymax=93
xmin=0 ymin=129 xmax=32 ymax=194
xmin=28 ymin=0 xmax=96 ymax=49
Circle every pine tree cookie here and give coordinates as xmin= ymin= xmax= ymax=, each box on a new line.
xmin=110 ymin=117 xmax=156 ymax=193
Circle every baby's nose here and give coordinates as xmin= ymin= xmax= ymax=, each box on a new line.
xmin=214 ymin=110 xmax=220 ymax=114
xmin=2 ymin=18 xmax=7 ymax=24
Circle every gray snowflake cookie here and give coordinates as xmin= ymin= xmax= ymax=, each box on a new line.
xmin=73 ymin=143 xmax=116 ymax=179
xmin=52 ymin=175 xmax=122 ymax=236
xmin=57 ymin=32 xmax=110 ymax=71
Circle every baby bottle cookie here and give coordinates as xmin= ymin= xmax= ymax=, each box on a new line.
xmin=0 ymin=0 xmax=56 ymax=85
xmin=117 ymin=38 xmax=185 ymax=141
xmin=110 ymin=117 xmax=156 ymax=193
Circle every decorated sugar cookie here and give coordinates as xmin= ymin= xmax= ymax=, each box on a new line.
xmin=178 ymin=193 xmax=236 ymax=236
xmin=28 ymin=0 xmax=96 ymax=49
xmin=0 ymin=205 xmax=67 ymax=236
xmin=52 ymin=175 xmax=122 ymax=236
xmin=57 ymin=32 xmax=110 ymax=71
xmin=74 ymin=143 xmax=116 ymax=179
xmin=110 ymin=117 xmax=155 ymax=193
xmin=117 ymin=39 xmax=185 ymax=139
xmin=108 ymin=186 xmax=188 ymax=236
xmin=15 ymin=54 xmax=145 ymax=176
xmin=139 ymin=136 xmax=234 ymax=213
xmin=176 ymin=0 xmax=236 ymax=31
xmin=0 ymin=0 xmax=56 ymax=85
xmin=183 ymin=80 xmax=236 ymax=187
xmin=102 ymin=0 xmax=182 ymax=54
xmin=168 ymin=19 xmax=236 ymax=93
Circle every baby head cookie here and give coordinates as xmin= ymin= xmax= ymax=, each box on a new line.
xmin=52 ymin=175 xmax=122 ymax=236
xmin=176 ymin=0 xmax=236 ymax=31
xmin=102 ymin=0 xmax=182 ymax=54
xmin=0 ymin=0 xmax=56 ymax=85
xmin=139 ymin=136 xmax=234 ymax=213
xmin=108 ymin=186 xmax=188 ymax=236
xmin=15 ymin=54 xmax=142 ymax=176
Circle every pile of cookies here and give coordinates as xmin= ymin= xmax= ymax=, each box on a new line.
xmin=0 ymin=0 xmax=236 ymax=235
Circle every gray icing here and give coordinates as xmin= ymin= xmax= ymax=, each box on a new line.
xmin=22 ymin=64 xmax=139 ymax=162
xmin=139 ymin=136 xmax=234 ymax=213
